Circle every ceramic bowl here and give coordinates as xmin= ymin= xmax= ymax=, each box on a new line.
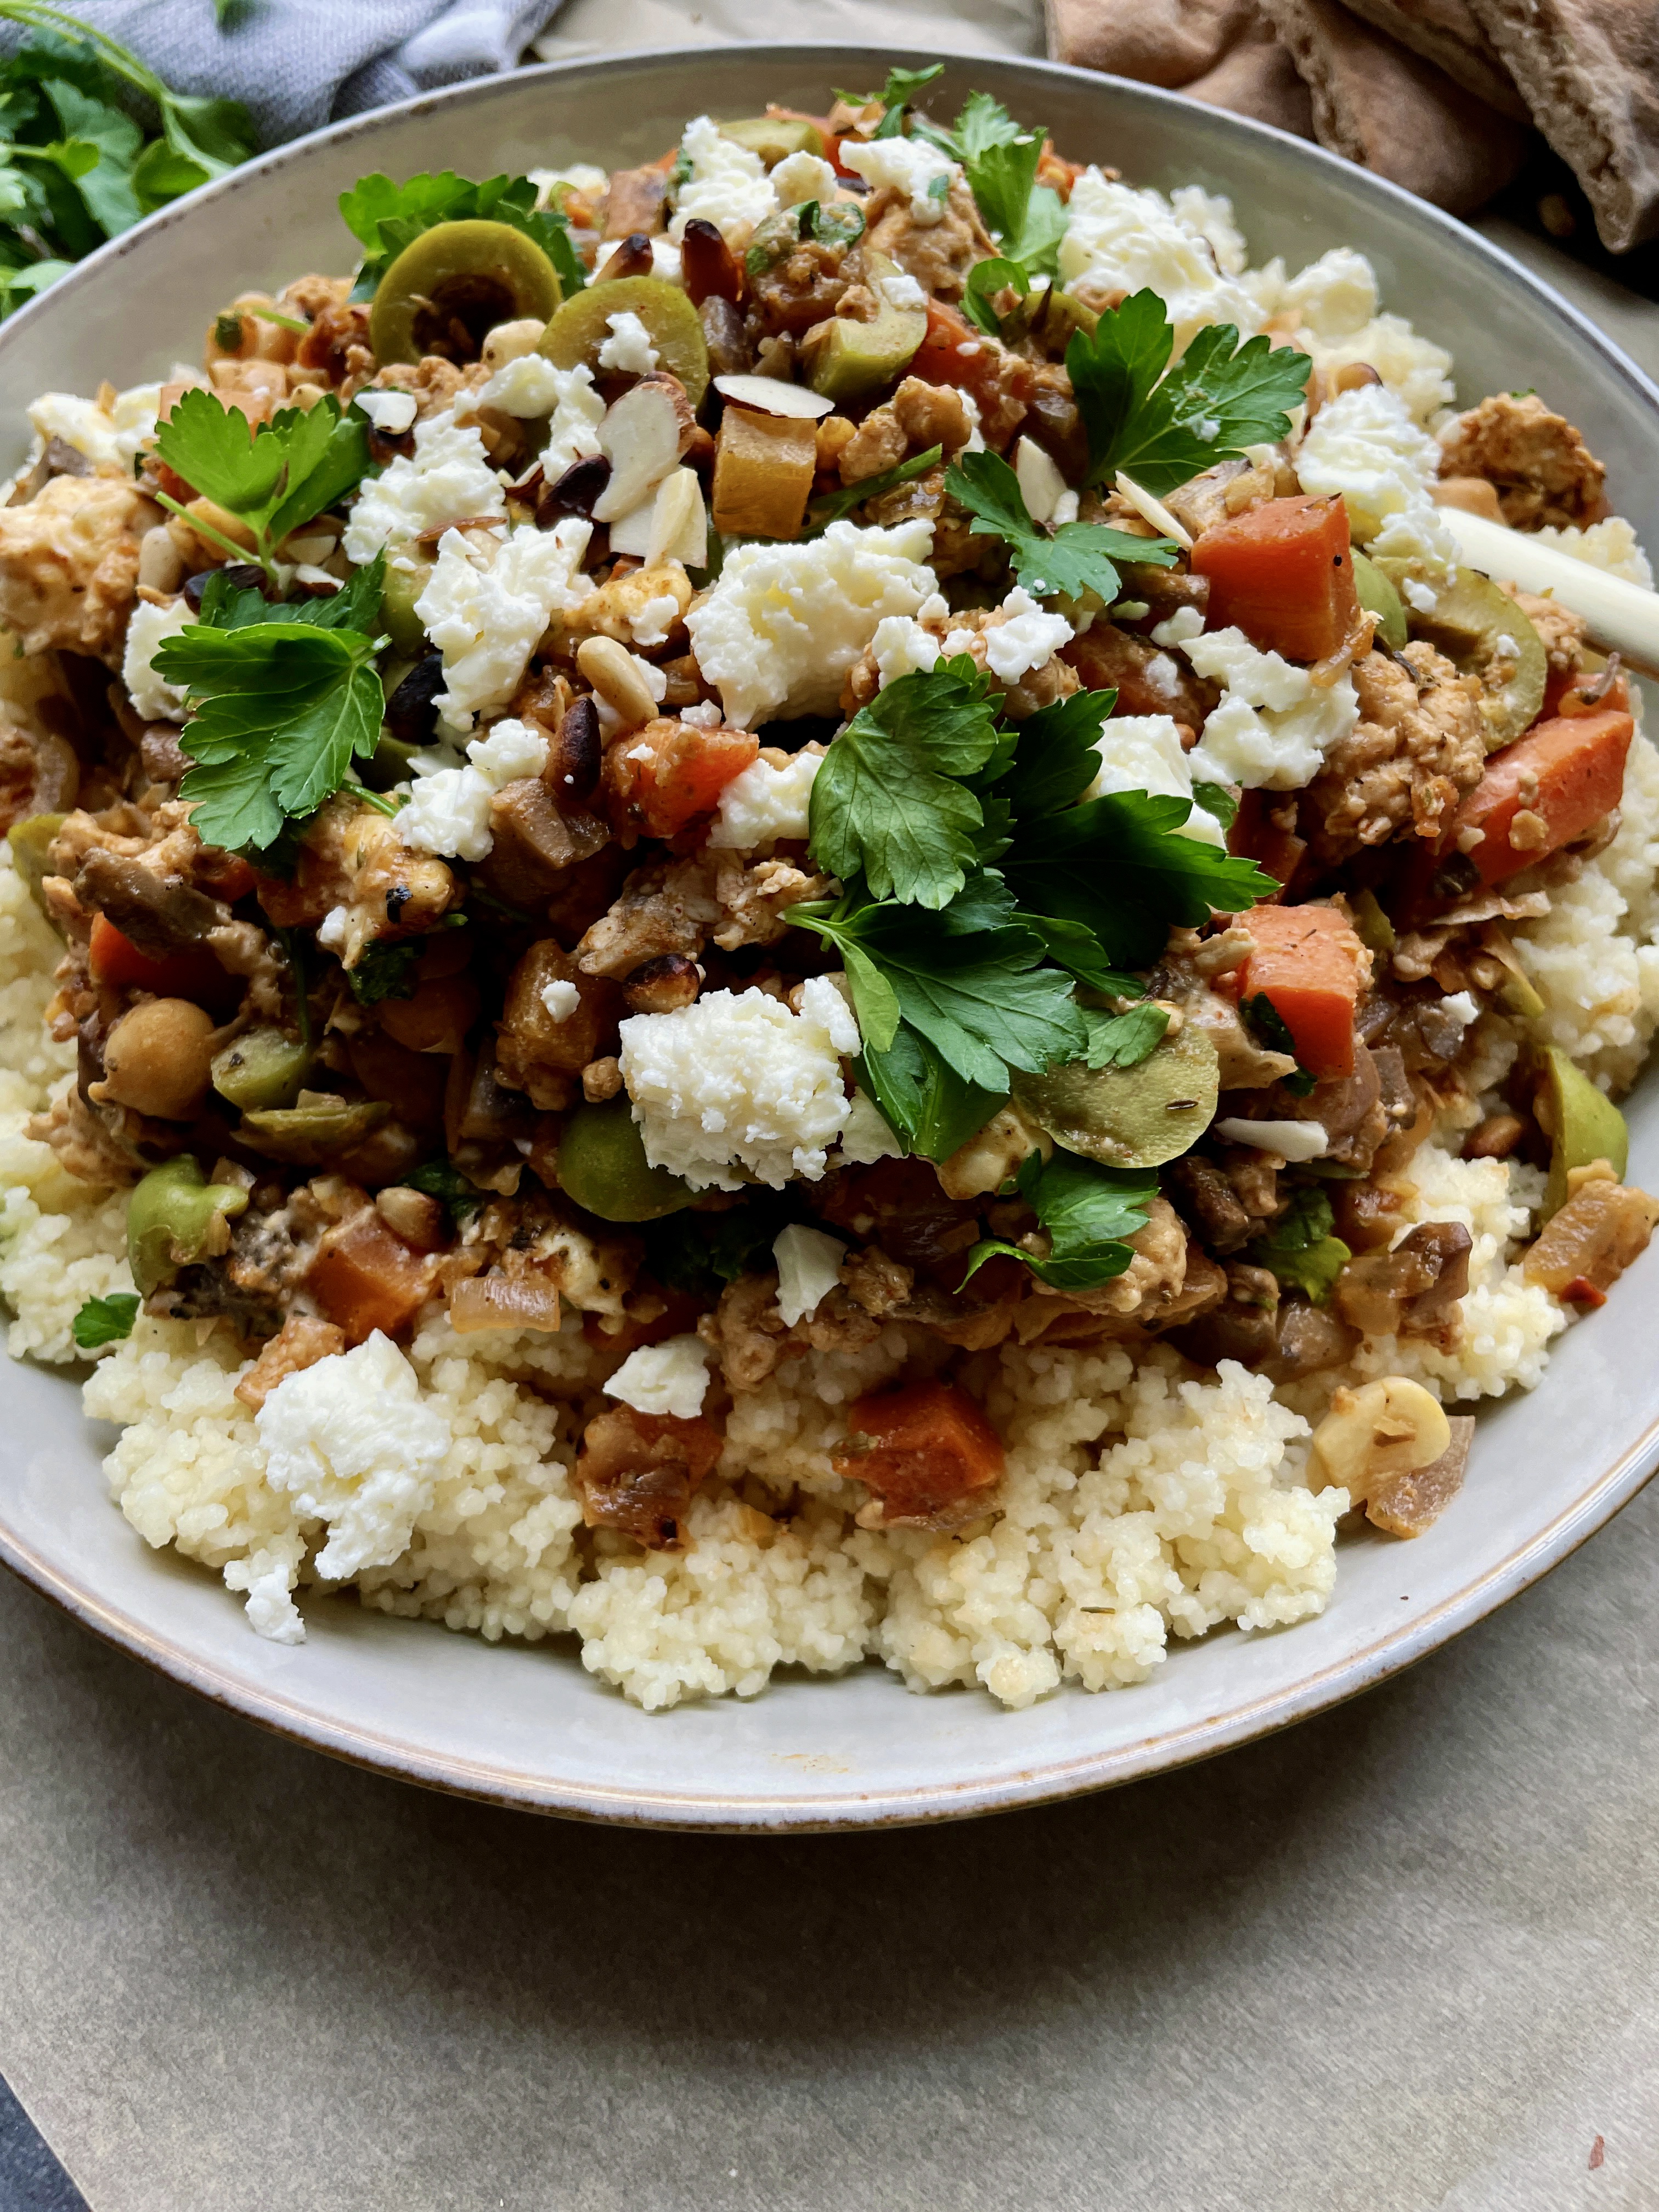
xmin=3 ymin=46 xmax=1657 ymax=1830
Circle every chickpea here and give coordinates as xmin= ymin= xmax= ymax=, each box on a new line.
xmin=94 ymin=998 xmax=220 ymax=1121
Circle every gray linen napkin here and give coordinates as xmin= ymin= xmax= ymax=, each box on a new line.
xmin=20 ymin=0 xmax=563 ymax=147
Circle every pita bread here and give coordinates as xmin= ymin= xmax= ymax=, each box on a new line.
xmin=1333 ymin=0 xmax=1528 ymax=119
xmin=1044 ymin=0 xmax=1316 ymax=136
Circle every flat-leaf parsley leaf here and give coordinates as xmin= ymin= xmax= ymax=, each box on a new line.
xmin=71 ymin=1291 xmax=139 ymax=1349
xmin=154 ymin=387 xmax=373 ymax=586
xmin=945 ymin=448 xmax=1177 ymax=605
xmin=961 ymin=1149 xmax=1159 ymax=1291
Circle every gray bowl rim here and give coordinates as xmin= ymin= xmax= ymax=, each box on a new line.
xmin=2 ymin=42 xmax=1657 ymax=1832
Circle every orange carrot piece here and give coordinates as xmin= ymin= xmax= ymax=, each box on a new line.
xmin=307 ymin=1212 xmax=436 ymax=1344
xmin=1237 ymin=901 xmax=1367 ymax=1080
xmin=833 ymin=1379 xmax=1006 ymax=1529
xmin=1190 ymin=494 xmax=1359 ymax=663
xmin=87 ymin=910 xmax=232 ymax=1009
xmin=908 ymin=300 xmax=1032 ymax=437
xmin=1451 ymin=706 xmax=1633 ymax=886
xmin=605 ymin=717 xmax=758 ymax=842
xmin=1228 ymin=789 xmax=1307 ymax=895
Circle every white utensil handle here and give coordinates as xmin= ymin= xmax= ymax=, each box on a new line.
xmin=1437 ymin=507 xmax=1659 ymax=680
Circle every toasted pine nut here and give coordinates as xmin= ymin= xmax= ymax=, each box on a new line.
xmin=577 ymin=635 xmax=658 ymax=729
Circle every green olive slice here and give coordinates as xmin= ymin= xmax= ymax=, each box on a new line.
xmin=1376 ymin=558 xmax=1547 ymax=750
xmin=127 ymin=1155 xmax=250 ymax=1296
xmin=1012 ymin=1024 xmax=1220 ymax=1170
xmin=1351 ymin=551 xmax=1406 ymax=652
xmin=720 ymin=116 xmax=825 ymax=165
xmin=538 ymin=274 xmax=709 ymax=407
xmin=6 ymin=812 xmax=66 ymax=928
xmin=556 ymin=1097 xmax=696 ymax=1221
xmin=211 ymin=1027 xmax=313 ymax=1114
xmin=378 ymin=551 xmax=434 ymax=658
xmin=1537 ymin=1045 xmax=1629 ymax=1219
xmin=370 ymin=219 xmax=562 ymax=367
xmin=799 ymin=251 xmax=926 ymax=403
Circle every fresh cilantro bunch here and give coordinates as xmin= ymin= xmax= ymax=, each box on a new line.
xmin=1068 ymin=288 xmax=1311 ymax=496
xmin=153 ymin=387 xmax=374 ymax=586
xmin=789 ymin=662 xmax=1273 ymax=1160
xmin=0 ymin=3 xmax=254 ymax=320
xmin=944 ymin=449 xmax=1177 ymax=607
xmin=1249 ymin=1183 xmax=1351 ymax=1302
xmin=340 ymin=170 xmax=587 ymax=303
xmin=155 ymin=556 xmax=390 ymax=855
xmin=961 ymin=1149 xmax=1160 ymax=1291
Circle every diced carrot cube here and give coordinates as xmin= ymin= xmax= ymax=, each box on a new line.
xmin=832 ymin=1379 xmax=1006 ymax=1529
xmin=1451 ymin=706 xmax=1633 ymax=886
xmin=87 ymin=910 xmax=232 ymax=1008
xmin=1236 ymin=900 xmax=1368 ymax=1080
xmin=1227 ymin=788 xmax=1307 ymax=895
xmin=1191 ymin=494 xmax=1359 ymax=663
xmin=604 ymin=715 xmax=758 ymax=841
xmin=307 ymin=1211 xmax=436 ymax=1344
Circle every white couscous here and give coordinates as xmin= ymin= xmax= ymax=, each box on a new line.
xmin=2 ymin=71 xmax=1656 ymax=1711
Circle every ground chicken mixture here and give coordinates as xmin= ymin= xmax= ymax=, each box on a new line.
xmin=2 ymin=75 xmax=1657 ymax=1709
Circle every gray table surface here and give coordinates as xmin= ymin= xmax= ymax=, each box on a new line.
xmin=3 ymin=203 xmax=1658 ymax=2212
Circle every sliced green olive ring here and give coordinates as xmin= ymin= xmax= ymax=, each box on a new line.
xmin=370 ymin=219 xmax=563 ymax=367
xmin=556 ymin=1096 xmax=696 ymax=1221
xmin=1376 ymin=558 xmax=1547 ymax=750
xmin=1012 ymin=1025 xmax=1221 ymax=1171
xmin=539 ymin=274 xmax=709 ymax=407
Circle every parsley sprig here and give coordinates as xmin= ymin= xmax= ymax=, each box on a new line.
xmin=71 ymin=1291 xmax=139 ymax=1350
xmin=919 ymin=91 xmax=1066 ymax=278
xmin=154 ymin=388 xmax=374 ymax=588
xmin=1067 ymin=289 xmax=1311 ymax=496
xmin=833 ymin=63 xmax=945 ymax=139
xmin=961 ymin=1149 xmax=1159 ymax=1291
xmin=155 ymin=556 xmax=390 ymax=855
xmin=1249 ymin=1184 xmax=1351 ymax=1302
xmin=340 ymin=169 xmax=588 ymax=302
xmin=945 ymin=449 xmax=1177 ymax=606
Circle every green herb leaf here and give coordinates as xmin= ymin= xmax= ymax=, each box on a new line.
xmin=961 ymin=1149 xmax=1158 ymax=1291
xmin=994 ymin=685 xmax=1116 ymax=819
xmin=157 ymin=619 xmax=384 ymax=854
xmin=1249 ymin=1183 xmax=1351 ymax=1302
xmin=405 ymin=1158 xmax=484 ymax=1221
xmin=962 ymin=255 xmax=1029 ymax=338
xmin=347 ymin=938 xmax=421 ymax=1004
xmin=945 ymin=448 xmax=1177 ymax=605
xmin=1192 ymin=779 xmax=1239 ymax=831
xmin=71 ymin=1290 xmax=139 ymax=1349
xmin=1003 ymin=788 xmax=1277 ymax=969
xmin=196 ymin=552 xmax=386 ymax=636
xmin=340 ymin=168 xmax=586 ymax=302
xmin=1081 ymin=1001 xmax=1169 ymax=1069
xmin=1240 ymin=992 xmax=1318 ymax=1095
xmin=155 ymin=388 xmax=374 ymax=584
xmin=855 ymin=1022 xmax=1004 ymax=1164
xmin=1013 ymin=911 xmax=1139 ymax=997
xmin=642 ymin=1190 xmax=793 ymax=1295
xmin=806 ymin=657 xmax=1001 ymax=908
xmin=804 ymin=442 xmax=941 ymax=532
xmin=1066 ymin=289 xmax=1312 ymax=496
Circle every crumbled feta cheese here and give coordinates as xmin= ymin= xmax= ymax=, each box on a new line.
xmin=317 ymin=905 xmax=350 ymax=951
xmin=842 ymin=134 xmax=960 ymax=225
xmin=535 ymin=361 xmax=607 ymax=479
xmin=256 ymin=1332 xmax=452 ymax=1583
xmin=1440 ymin=990 xmax=1480 ymax=1031
xmin=870 ymin=591 xmax=950 ymax=689
xmin=680 ymin=699 xmax=723 ymax=729
xmin=1150 ymin=604 xmax=1204 ymax=649
xmin=669 ymin=114 xmax=777 ymax=246
xmin=1530 ymin=516 xmax=1656 ymax=591
xmin=1297 ymin=382 xmax=1438 ymax=537
xmin=455 ymin=353 xmax=574 ymax=427
xmin=771 ymin=149 xmax=840 ymax=208
xmin=121 ymin=596 xmax=194 ymax=723
xmin=1182 ymin=628 xmax=1359 ymax=790
xmin=541 ymin=977 xmax=581 ymax=1022
xmin=28 ymin=380 xmax=163 ymax=471
xmin=686 ymin=518 xmax=938 ymax=727
xmin=1249 ymin=247 xmax=1455 ymax=425
xmin=415 ymin=520 xmax=592 ymax=733
xmin=1277 ymin=246 xmax=1378 ymax=342
xmin=596 ymin=234 xmax=683 ymax=284
xmin=837 ymin=1088 xmax=904 ymax=1165
xmin=243 ymin=1563 xmax=306 ymax=1646
xmin=773 ymin=1223 xmax=847 ymax=1327
xmin=353 ymin=387 xmax=418 ymax=436
xmin=1402 ymin=578 xmax=1437 ymax=613
xmin=1212 ymin=1117 xmax=1329 ymax=1162
xmin=629 ymin=590 xmax=681 ymax=648
xmin=597 ymin=311 xmax=660 ymax=376
xmin=1086 ymin=712 xmax=1224 ymax=845
xmin=399 ymin=715 xmax=550 ymax=862
xmin=342 ymin=409 xmax=506 ymax=563
xmin=958 ymin=388 xmax=986 ymax=455
xmin=707 ymin=747 xmax=821 ymax=850
xmin=1168 ymin=185 xmax=1249 ymax=276
xmin=981 ymin=587 xmax=1074 ymax=684
xmin=1058 ymin=173 xmax=1263 ymax=349
xmin=618 ymin=976 xmax=860 ymax=1190
xmin=877 ymin=268 xmax=928 ymax=311
xmin=605 ymin=1334 xmax=712 ymax=1419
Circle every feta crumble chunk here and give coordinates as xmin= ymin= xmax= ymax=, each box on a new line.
xmin=415 ymin=519 xmax=592 ymax=733
xmin=353 ymin=387 xmax=418 ymax=436
xmin=398 ymin=715 xmax=550 ymax=862
xmin=686 ymin=518 xmax=937 ymax=727
xmin=837 ymin=1088 xmax=904 ymax=1165
xmin=773 ymin=1223 xmax=847 ymax=1327
xmin=256 ymin=1332 xmax=452 ymax=1585
xmin=1058 ymin=173 xmax=1262 ymax=349
xmin=28 ymin=380 xmax=163 ymax=471
xmin=841 ymin=134 xmax=961 ymax=224
xmin=121 ymin=597 xmax=195 ymax=723
xmin=771 ymin=149 xmax=840 ymax=208
xmin=597 ymin=311 xmax=660 ymax=376
xmin=707 ymin=747 xmax=822 ymax=850
xmin=342 ymin=408 xmax=506 ymax=563
xmin=541 ymin=977 xmax=581 ymax=1021
xmin=1181 ymin=628 xmax=1358 ymax=791
xmin=669 ymin=114 xmax=777 ymax=246
xmin=1296 ymin=382 xmax=1449 ymax=554
xmin=618 ymin=975 xmax=860 ymax=1190
xmin=981 ymin=587 xmax=1074 ymax=684
xmin=1087 ymin=712 xmax=1223 ymax=845
xmin=605 ymin=1334 xmax=712 ymax=1420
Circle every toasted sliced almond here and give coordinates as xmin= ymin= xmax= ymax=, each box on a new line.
xmin=714 ymin=374 xmax=834 ymax=420
xmin=647 ymin=467 xmax=708 ymax=568
xmin=594 ymin=381 xmax=685 ymax=524
xmin=1015 ymin=436 xmax=1070 ymax=527
xmin=1115 ymin=471 xmax=1192 ymax=550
